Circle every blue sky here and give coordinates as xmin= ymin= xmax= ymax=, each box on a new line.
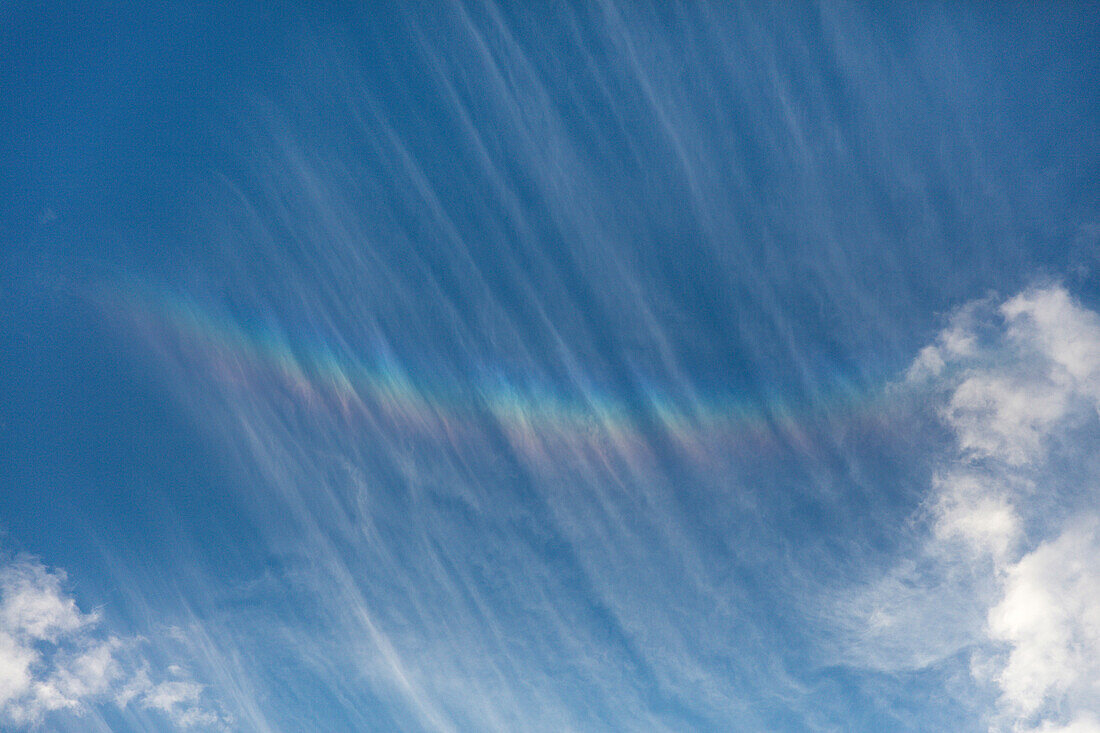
xmin=1 ymin=2 xmax=1099 ymax=731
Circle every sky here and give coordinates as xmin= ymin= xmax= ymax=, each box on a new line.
xmin=1 ymin=2 xmax=1099 ymax=731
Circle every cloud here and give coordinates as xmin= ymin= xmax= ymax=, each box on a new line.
xmin=0 ymin=559 xmax=116 ymax=723
xmin=845 ymin=284 xmax=1100 ymax=731
xmin=0 ymin=555 xmax=227 ymax=730
xmin=987 ymin=522 xmax=1100 ymax=723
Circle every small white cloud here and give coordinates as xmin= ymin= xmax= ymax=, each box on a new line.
xmin=907 ymin=344 xmax=946 ymax=381
xmin=141 ymin=679 xmax=220 ymax=728
xmin=0 ymin=561 xmax=92 ymax=643
xmin=932 ymin=471 xmax=1021 ymax=562
xmin=1001 ymin=287 xmax=1100 ymax=389
xmin=945 ymin=372 xmax=1068 ymax=466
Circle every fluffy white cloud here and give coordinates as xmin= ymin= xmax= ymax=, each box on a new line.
xmin=0 ymin=559 xmax=117 ymax=723
xmin=0 ymin=555 xmax=226 ymax=729
xmin=852 ymin=284 xmax=1100 ymax=731
xmin=919 ymin=286 xmax=1100 ymax=468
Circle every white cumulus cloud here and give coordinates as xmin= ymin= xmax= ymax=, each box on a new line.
xmin=0 ymin=554 xmax=227 ymax=730
xmin=847 ymin=284 xmax=1100 ymax=732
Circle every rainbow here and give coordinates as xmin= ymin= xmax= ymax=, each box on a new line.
xmin=102 ymin=279 xmax=890 ymax=472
